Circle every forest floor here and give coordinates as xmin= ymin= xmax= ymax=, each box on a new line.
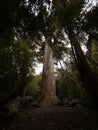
xmin=1 ymin=106 xmax=98 ymax=130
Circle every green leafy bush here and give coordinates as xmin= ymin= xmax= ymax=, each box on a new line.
xmin=25 ymin=74 xmax=42 ymax=100
xmin=56 ymin=69 xmax=88 ymax=105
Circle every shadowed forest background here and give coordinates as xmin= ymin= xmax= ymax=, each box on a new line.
xmin=0 ymin=0 xmax=98 ymax=129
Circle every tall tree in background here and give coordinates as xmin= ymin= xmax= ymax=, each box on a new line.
xmin=53 ymin=0 xmax=98 ymax=106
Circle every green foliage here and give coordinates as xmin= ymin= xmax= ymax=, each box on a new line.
xmin=53 ymin=0 xmax=85 ymax=30
xmin=53 ymin=44 xmax=66 ymax=60
xmin=91 ymin=40 xmax=98 ymax=64
xmin=25 ymin=74 xmax=42 ymax=100
xmin=0 ymin=38 xmax=36 ymax=101
xmin=56 ymin=68 xmax=87 ymax=104
xmin=0 ymin=45 xmax=20 ymax=100
xmin=86 ymin=39 xmax=98 ymax=81
xmin=83 ymin=4 xmax=98 ymax=34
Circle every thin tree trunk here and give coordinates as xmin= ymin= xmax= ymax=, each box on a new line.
xmin=70 ymin=36 xmax=98 ymax=107
xmin=39 ymin=38 xmax=59 ymax=106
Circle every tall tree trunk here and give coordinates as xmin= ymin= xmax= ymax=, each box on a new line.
xmin=39 ymin=38 xmax=59 ymax=106
xmin=70 ymin=35 xmax=98 ymax=107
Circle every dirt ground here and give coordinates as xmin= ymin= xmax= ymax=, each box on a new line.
xmin=1 ymin=106 xmax=98 ymax=130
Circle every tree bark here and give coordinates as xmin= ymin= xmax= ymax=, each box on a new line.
xmin=39 ymin=38 xmax=59 ymax=106
xmin=70 ymin=36 xmax=98 ymax=107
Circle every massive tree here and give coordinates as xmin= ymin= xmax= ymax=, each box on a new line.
xmin=39 ymin=37 xmax=59 ymax=106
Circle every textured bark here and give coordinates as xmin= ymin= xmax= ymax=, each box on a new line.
xmin=39 ymin=39 xmax=59 ymax=106
xmin=70 ymin=36 xmax=98 ymax=107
